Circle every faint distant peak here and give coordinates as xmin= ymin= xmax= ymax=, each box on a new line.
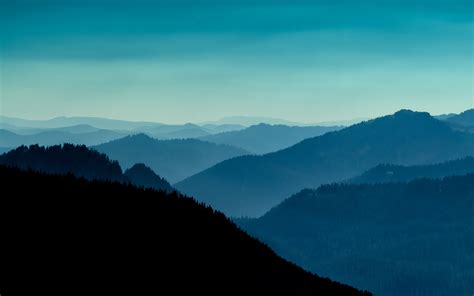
xmin=201 ymin=116 xmax=308 ymax=127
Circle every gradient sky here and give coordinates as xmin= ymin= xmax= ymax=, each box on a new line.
xmin=1 ymin=0 xmax=473 ymax=124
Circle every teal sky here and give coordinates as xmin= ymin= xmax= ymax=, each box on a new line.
xmin=1 ymin=0 xmax=473 ymax=124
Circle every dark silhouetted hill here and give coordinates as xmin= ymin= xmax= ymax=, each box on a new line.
xmin=201 ymin=124 xmax=342 ymax=154
xmin=240 ymin=175 xmax=474 ymax=296
xmin=349 ymin=156 xmax=474 ymax=184
xmin=176 ymin=110 xmax=474 ymax=217
xmin=0 ymin=144 xmax=125 ymax=182
xmin=0 ymin=144 xmax=175 ymax=193
xmin=94 ymin=134 xmax=248 ymax=183
xmin=124 ymin=163 xmax=174 ymax=193
xmin=0 ymin=166 xmax=371 ymax=296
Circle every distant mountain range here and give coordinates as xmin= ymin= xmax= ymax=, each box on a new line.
xmin=201 ymin=115 xmax=367 ymax=127
xmin=0 ymin=123 xmax=102 ymax=135
xmin=136 ymin=123 xmax=217 ymax=139
xmin=445 ymin=109 xmax=474 ymax=127
xmin=0 ymin=128 xmax=126 ymax=147
xmin=434 ymin=113 xmax=457 ymax=120
xmin=200 ymin=116 xmax=310 ymax=127
xmin=0 ymin=116 xmax=246 ymax=144
xmin=201 ymin=124 xmax=342 ymax=154
xmin=176 ymin=110 xmax=474 ymax=217
xmin=0 ymin=165 xmax=371 ymax=295
xmin=239 ymin=174 xmax=474 ymax=296
xmin=94 ymin=134 xmax=249 ymax=183
xmin=349 ymin=156 xmax=474 ymax=184
xmin=0 ymin=144 xmax=174 ymax=193
xmin=0 ymin=115 xmax=250 ymax=136
xmin=0 ymin=115 xmax=356 ymax=151
xmin=0 ymin=115 xmax=160 ymax=130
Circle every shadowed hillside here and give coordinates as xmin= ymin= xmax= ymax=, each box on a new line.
xmin=349 ymin=156 xmax=474 ymax=184
xmin=177 ymin=110 xmax=474 ymax=217
xmin=239 ymin=175 xmax=474 ymax=296
xmin=0 ymin=166 xmax=371 ymax=296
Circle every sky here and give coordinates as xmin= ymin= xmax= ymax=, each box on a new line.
xmin=1 ymin=0 xmax=473 ymax=124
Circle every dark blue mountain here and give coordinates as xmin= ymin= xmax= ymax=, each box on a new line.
xmin=239 ymin=175 xmax=474 ymax=296
xmin=94 ymin=134 xmax=248 ymax=183
xmin=176 ymin=110 xmax=474 ymax=217
xmin=0 ymin=165 xmax=371 ymax=296
xmin=201 ymin=123 xmax=342 ymax=154
xmin=349 ymin=156 xmax=474 ymax=184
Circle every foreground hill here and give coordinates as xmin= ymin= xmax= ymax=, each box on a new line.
xmin=239 ymin=175 xmax=474 ymax=296
xmin=94 ymin=134 xmax=248 ymax=183
xmin=0 ymin=144 xmax=174 ymax=192
xmin=0 ymin=144 xmax=125 ymax=182
xmin=201 ymin=124 xmax=342 ymax=154
xmin=177 ymin=110 xmax=474 ymax=217
xmin=0 ymin=166 xmax=370 ymax=296
xmin=350 ymin=156 xmax=474 ymax=184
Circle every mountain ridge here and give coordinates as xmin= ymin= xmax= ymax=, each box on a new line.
xmin=240 ymin=174 xmax=474 ymax=296
xmin=177 ymin=110 xmax=474 ymax=217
